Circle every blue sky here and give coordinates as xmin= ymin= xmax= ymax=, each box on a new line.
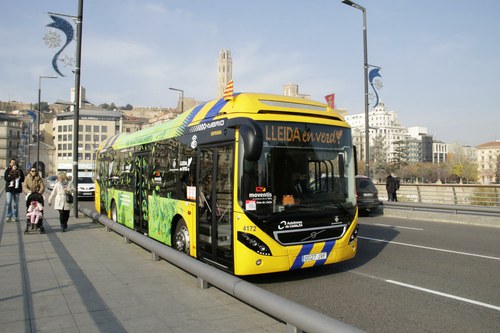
xmin=1 ymin=0 xmax=499 ymax=146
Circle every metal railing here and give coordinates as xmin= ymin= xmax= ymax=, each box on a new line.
xmin=375 ymin=183 xmax=500 ymax=207
xmin=80 ymin=206 xmax=364 ymax=333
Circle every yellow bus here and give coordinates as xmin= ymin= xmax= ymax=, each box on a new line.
xmin=95 ymin=92 xmax=359 ymax=275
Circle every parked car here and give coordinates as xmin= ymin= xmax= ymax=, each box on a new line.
xmin=76 ymin=177 xmax=95 ymax=199
xmin=355 ymin=175 xmax=379 ymax=216
xmin=46 ymin=175 xmax=58 ymax=191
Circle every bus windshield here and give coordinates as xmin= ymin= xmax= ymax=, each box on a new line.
xmin=239 ymin=122 xmax=356 ymax=218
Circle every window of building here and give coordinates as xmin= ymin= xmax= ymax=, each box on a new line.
xmin=86 ymin=125 xmax=91 ymax=132
xmin=102 ymin=125 xmax=107 ymax=132
xmin=85 ymin=134 xmax=91 ymax=141
xmin=94 ymin=125 xmax=100 ymax=132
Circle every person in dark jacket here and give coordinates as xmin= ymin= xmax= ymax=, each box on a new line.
xmin=4 ymin=159 xmax=25 ymax=222
xmin=386 ymin=173 xmax=399 ymax=202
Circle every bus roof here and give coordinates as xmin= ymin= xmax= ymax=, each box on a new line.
xmin=100 ymin=92 xmax=346 ymax=151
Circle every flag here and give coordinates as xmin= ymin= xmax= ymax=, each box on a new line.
xmin=325 ymin=93 xmax=335 ymax=109
xmin=223 ymin=80 xmax=234 ymax=101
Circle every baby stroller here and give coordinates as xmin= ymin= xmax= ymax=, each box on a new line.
xmin=24 ymin=192 xmax=45 ymax=234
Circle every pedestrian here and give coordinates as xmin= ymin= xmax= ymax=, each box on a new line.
xmin=48 ymin=172 xmax=74 ymax=232
xmin=386 ymin=173 xmax=399 ymax=202
xmin=4 ymin=159 xmax=25 ymax=222
xmin=23 ymin=167 xmax=45 ymax=196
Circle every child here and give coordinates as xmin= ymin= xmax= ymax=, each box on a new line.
xmin=26 ymin=200 xmax=43 ymax=229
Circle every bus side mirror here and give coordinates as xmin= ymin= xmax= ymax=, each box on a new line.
xmin=240 ymin=125 xmax=263 ymax=161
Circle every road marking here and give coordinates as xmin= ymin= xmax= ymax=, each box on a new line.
xmin=386 ymin=279 xmax=500 ymax=312
xmin=374 ymin=223 xmax=423 ymax=231
xmin=350 ymin=271 xmax=500 ymax=312
xmin=359 ymin=236 xmax=500 ymax=261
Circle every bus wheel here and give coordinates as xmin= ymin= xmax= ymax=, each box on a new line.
xmin=111 ymin=202 xmax=118 ymax=222
xmin=174 ymin=219 xmax=190 ymax=254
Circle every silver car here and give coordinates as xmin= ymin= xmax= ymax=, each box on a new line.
xmin=46 ymin=175 xmax=57 ymax=191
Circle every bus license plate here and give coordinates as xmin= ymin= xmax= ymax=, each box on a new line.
xmin=302 ymin=252 xmax=327 ymax=262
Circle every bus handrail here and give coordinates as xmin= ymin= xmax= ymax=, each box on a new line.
xmin=79 ymin=206 xmax=363 ymax=333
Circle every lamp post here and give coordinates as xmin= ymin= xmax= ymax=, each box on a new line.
xmin=169 ymin=87 xmax=184 ymax=113
xmin=38 ymin=76 xmax=57 ymax=175
xmin=342 ymin=0 xmax=370 ymax=177
xmin=49 ymin=0 xmax=84 ymax=218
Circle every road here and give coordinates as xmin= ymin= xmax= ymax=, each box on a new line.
xmin=246 ymin=215 xmax=500 ymax=332
xmin=80 ymin=201 xmax=500 ymax=332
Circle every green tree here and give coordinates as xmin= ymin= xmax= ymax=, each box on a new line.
xmin=371 ymin=134 xmax=389 ymax=182
xmin=391 ymin=139 xmax=408 ymax=171
xmin=447 ymin=148 xmax=478 ymax=183
xmin=34 ymin=102 xmax=50 ymax=112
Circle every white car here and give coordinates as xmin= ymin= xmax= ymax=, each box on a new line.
xmin=76 ymin=177 xmax=95 ymax=199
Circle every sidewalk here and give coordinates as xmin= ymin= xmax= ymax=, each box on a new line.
xmin=0 ymin=190 xmax=284 ymax=333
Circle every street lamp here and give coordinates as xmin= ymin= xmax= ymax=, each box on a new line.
xmin=38 ymin=75 xmax=57 ymax=175
xmin=49 ymin=0 xmax=83 ymax=218
xmin=342 ymin=0 xmax=370 ymax=177
xmin=169 ymin=87 xmax=184 ymax=113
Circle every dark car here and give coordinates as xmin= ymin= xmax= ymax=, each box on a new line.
xmin=355 ymin=175 xmax=379 ymax=216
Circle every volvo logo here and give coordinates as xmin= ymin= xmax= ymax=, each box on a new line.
xmin=301 ymin=229 xmax=326 ymax=242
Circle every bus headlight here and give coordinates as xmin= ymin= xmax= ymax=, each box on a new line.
xmin=349 ymin=224 xmax=359 ymax=244
xmin=238 ymin=232 xmax=272 ymax=256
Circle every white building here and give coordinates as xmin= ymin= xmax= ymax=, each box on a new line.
xmin=476 ymin=140 xmax=500 ymax=184
xmin=345 ymin=102 xmax=407 ymax=162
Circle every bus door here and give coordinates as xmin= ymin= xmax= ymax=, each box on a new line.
xmin=134 ymin=152 xmax=149 ymax=233
xmin=197 ymin=144 xmax=234 ymax=271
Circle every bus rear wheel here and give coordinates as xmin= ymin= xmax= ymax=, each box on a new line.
xmin=174 ymin=219 xmax=190 ymax=254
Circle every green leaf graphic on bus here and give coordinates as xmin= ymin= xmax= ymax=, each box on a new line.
xmin=148 ymin=194 xmax=178 ymax=245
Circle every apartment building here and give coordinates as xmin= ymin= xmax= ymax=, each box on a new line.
xmin=476 ymin=140 xmax=500 ymax=184
xmin=0 ymin=113 xmax=23 ymax=169
xmin=345 ymin=102 xmax=407 ymax=162
xmin=53 ymin=109 xmax=122 ymax=176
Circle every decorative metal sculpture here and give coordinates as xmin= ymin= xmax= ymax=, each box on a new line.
xmin=44 ymin=15 xmax=75 ymax=77
xmin=369 ymin=68 xmax=383 ymax=107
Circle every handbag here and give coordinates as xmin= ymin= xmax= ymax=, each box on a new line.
xmin=65 ymin=192 xmax=74 ymax=204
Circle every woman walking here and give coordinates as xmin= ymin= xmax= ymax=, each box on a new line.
xmin=48 ymin=172 xmax=74 ymax=232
